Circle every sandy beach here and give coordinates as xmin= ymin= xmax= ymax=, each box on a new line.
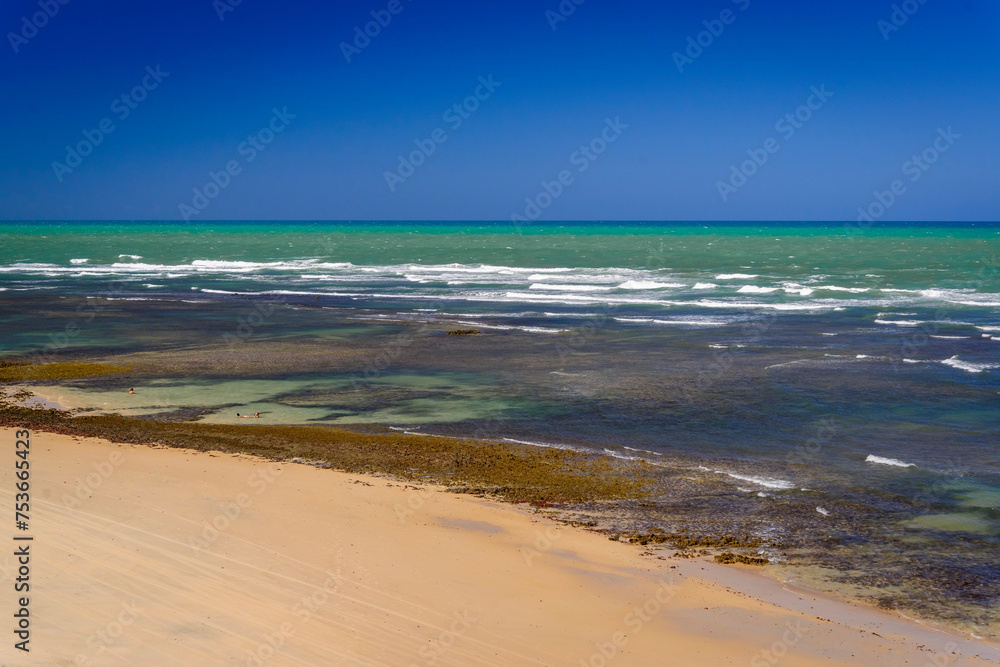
xmin=1 ymin=426 xmax=998 ymax=666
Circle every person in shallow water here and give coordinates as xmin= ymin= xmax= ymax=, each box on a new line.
xmin=129 ymin=388 xmax=134 ymax=394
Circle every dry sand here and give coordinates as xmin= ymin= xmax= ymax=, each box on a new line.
xmin=0 ymin=427 xmax=997 ymax=666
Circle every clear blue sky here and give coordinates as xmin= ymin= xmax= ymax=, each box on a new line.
xmin=2 ymin=0 xmax=998 ymax=221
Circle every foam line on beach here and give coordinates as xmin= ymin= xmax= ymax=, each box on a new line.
xmin=717 ymin=471 xmax=796 ymax=490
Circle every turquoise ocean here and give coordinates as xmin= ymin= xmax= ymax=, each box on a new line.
xmin=1 ymin=221 xmax=998 ymax=635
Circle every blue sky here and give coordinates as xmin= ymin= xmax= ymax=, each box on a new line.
xmin=1 ymin=0 xmax=998 ymax=221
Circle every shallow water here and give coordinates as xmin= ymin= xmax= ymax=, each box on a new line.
xmin=2 ymin=221 xmax=998 ymax=636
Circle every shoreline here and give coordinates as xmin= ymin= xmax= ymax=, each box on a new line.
xmin=6 ymin=384 xmax=1000 ymax=645
xmin=2 ymin=426 xmax=998 ymax=665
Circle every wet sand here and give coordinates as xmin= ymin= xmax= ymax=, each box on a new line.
xmin=1 ymin=427 xmax=998 ymax=666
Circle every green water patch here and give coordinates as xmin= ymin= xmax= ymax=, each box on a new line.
xmin=197 ymin=403 xmax=349 ymax=425
xmin=7 ymin=370 xmax=532 ymax=428
xmin=329 ymin=396 xmax=520 ymax=425
xmin=955 ymin=485 xmax=1000 ymax=510
xmin=904 ymin=513 xmax=998 ymax=535
xmin=0 ymin=400 xmax=654 ymax=504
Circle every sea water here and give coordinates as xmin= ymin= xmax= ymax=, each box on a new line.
xmin=1 ymin=220 xmax=998 ymax=635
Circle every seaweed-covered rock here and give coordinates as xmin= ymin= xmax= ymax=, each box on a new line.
xmin=714 ymin=552 xmax=769 ymax=566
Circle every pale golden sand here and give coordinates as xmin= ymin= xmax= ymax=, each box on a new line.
xmin=1 ymin=427 xmax=998 ymax=666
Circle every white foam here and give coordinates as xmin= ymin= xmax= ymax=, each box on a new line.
xmin=737 ymin=285 xmax=779 ymax=294
xmin=70 ymin=258 xmax=88 ymax=264
xmin=448 ymin=321 xmax=567 ymax=334
xmin=940 ymin=356 xmax=999 ymax=373
xmin=616 ymin=281 xmax=683 ymax=290
xmin=529 ymin=283 xmax=611 ymax=292
xmin=621 ymin=446 xmax=663 ymax=456
xmin=720 ymin=472 xmax=795 ymax=490
xmin=875 ymin=319 xmax=920 ymax=326
xmin=693 ymin=283 xmax=717 ymax=289
xmin=603 ymin=448 xmax=642 ymax=461
xmin=526 ymin=273 xmax=612 ymax=282
xmin=865 ymin=455 xmax=914 ymax=468
xmin=502 ymin=437 xmax=577 ymax=452
xmin=118 ymin=254 xmax=143 ymax=260
xmin=614 ymin=316 xmax=735 ymax=327
xmin=262 ymin=290 xmax=339 ymax=297
xmin=814 ymin=285 xmax=870 ymax=293
xmin=716 ymin=273 xmax=758 ymax=280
